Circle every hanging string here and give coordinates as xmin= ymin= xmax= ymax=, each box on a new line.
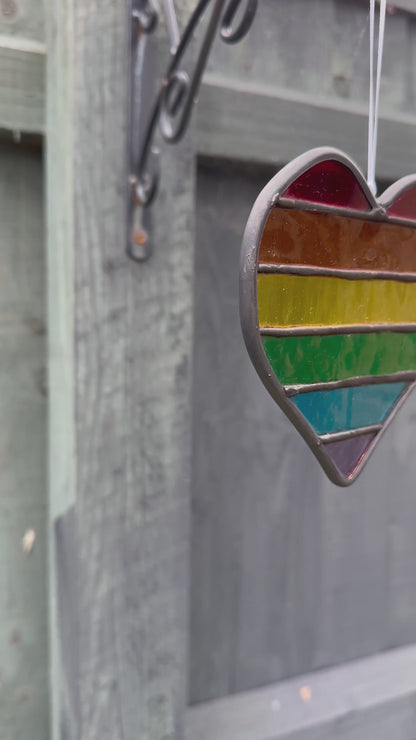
xmin=367 ymin=0 xmax=387 ymax=195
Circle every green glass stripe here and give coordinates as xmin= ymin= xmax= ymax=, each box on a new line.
xmin=261 ymin=332 xmax=416 ymax=386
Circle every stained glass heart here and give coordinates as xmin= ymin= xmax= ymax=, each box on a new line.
xmin=240 ymin=147 xmax=416 ymax=486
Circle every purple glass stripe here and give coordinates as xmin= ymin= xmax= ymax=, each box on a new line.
xmin=324 ymin=433 xmax=377 ymax=478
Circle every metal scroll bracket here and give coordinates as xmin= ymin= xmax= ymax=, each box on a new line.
xmin=128 ymin=0 xmax=258 ymax=260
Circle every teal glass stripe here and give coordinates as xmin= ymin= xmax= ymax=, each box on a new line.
xmin=291 ymin=382 xmax=407 ymax=434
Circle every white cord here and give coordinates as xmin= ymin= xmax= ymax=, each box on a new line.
xmin=367 ymin=0 xmax=387 ymax=195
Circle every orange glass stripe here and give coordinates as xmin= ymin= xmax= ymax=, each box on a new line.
xmin=259 ymin=207 xmax=416 ymax=273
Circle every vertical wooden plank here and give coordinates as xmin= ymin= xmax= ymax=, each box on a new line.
xmin=0 ymin=141 xmax=48 ymax=738
xmin=45 ymin=0 xmax=75 ymax=734
xmin=46 ymin=1 xmax=194 ymax=738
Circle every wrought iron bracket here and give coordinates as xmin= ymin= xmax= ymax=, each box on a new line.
xmin=128 ymin=0 xmax=258 ymax=260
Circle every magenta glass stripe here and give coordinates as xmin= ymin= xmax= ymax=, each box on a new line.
xmin=324 ymin=433 xmax=376 ymax=478
xmin=282 ymin=160 xmax=371 ymax=211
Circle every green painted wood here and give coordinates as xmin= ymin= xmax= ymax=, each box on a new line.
xmin=0 ymin=1 xmax=45 ymax=132
xmin=0 ymin=40 xmax=45 ymax=133
xmin=0 ymin=0 xmax=44 ymax=42
xmin=186 ymin=644 xmax=416 ymax=740
xmin=0 ymin=140 xmax=48 ymax=739
xmin=46 ymin=1 xmax=195 ymax=739
xmin=45 ymin=0 xmax=75 ymax=736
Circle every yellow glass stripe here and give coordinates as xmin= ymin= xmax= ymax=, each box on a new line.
xmin=257 ymin=274 xmax=416 ymax=328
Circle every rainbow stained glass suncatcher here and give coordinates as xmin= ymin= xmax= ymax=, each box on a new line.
xmin=240 ymin=147 xmax=416 ymax=486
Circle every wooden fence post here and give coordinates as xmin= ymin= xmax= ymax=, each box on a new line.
xmin=46 ymin=1 xmax=195 ymax=737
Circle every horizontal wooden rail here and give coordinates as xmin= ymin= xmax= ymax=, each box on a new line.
xmin=1 ymin=47 xmax=416 ymax=187
xmin=0 ymin=36 xmax=45 ymax=133
xmin=186 ymin=643 xmax=416 ymax=740
xmin=6 ymin=57 xmax=416 ymax=184
xmin=197 ymin=74 xmax=416 ymax=182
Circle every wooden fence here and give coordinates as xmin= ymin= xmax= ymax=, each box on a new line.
xmin=1 ymin=1 xmax=416 ymax=738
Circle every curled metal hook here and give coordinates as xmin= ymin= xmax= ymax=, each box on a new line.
xmin=131 ymin=0 xmax=258 ymax=208
xmin=220 ymin=0 xmax=258 ymax=44
xmin=132 ymin=0 xmax=159 ymax=34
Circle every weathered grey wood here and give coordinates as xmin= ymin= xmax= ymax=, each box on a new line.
xmin=0 ymin=0 xmax=44 ymax=42
xmin=186 ymin=644 xmax=416 ymax=740
xmin=0 ymin=141 xmax=48 ymax=739
xmin=2 ymin=0 xmax=416 ymax=142
xmin=207 ymin=0 xmax=416 ymax=112
xmin=198 ymin=0 xmax=416 ymax=181
xmin=197 ymin=75 xmax=416 ymax=182
xmin=3 ymin=0 xmax=416 ymax=141
xmin=36 ymin=0 xmax=416 ymax=735
xmin=386 ymin=0 xmax=416 ymax=11
xmin=46 ymin=2 xmax=194 ymax=739
xmin=0 ymin=1 xmax=45 ymax=133
xmin=0 ymin=40 xmax=45 ymax=133
xmin=0 ymin=0 xmax=46 ymax=133
xmin=190 ymin=159 xmax=416 ymax=704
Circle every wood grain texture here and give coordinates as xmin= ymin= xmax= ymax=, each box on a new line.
xmin=186 ymin=644 xmax=416 ymax=740
xmin=2 ymin=0 xmax=416 ymax=142
xmin=189 ymin=160 xmax=416 ymax=703
xmin=198 ymin=0 xmax=416 ymax=181
xmin=0 ymin=0 xmax=44 ymax=42
xmin=0 ymin=0 xmax=45 ymax=134
xmin=0 ymin=41 xmax=45 ymax=133
xmin=46 ymin=1 xmax=194 ymax=739
xmin=0 ymin=0 xmax=46 ymax=134
xmin=197 ymin=75 xmax=416 ymax=182
xmin=206 ymin=0 xmax=416 ymax=112
xmin=0 ymin=141 xmax=48 ymax=739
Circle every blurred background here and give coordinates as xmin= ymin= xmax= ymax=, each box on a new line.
xmin=1 ymin=0 xmax=416 ymax=738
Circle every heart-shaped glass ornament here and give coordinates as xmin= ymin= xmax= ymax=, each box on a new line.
xmin=240 ymin=147 xmax=416 ymax=486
